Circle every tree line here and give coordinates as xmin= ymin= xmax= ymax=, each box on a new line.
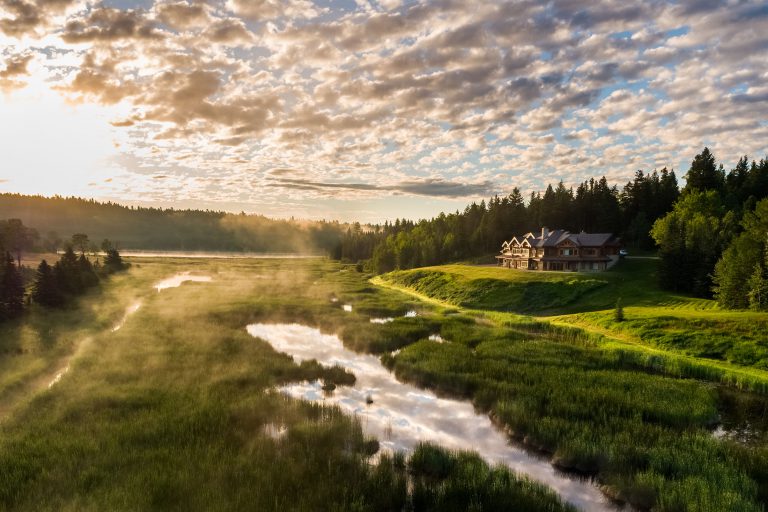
xmin=336 ymin=168 xmax=680 ymax=273
xmin=0 ymin=220 xmax=127 ymax=321
xmin=649 ymin=148 xmax=768 ymax=309
xmin=336 ymin=146 xmax=768 ymax=313
xmin=0 ymin=194 xmax=346 ymax=254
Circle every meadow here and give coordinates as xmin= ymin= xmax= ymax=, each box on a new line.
xmin=374 ymin=259 xmax=768 ymax=510
xmin=0 ymin=257 xmax=573 ymax=512
xmin=381 ymin=259 xmax=768 ymax=378
xmin=1 ymin=256 xmax=767 ymax=511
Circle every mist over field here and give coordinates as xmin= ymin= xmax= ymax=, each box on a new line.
xmin=2 ymin=0 xmax=768 ymax=511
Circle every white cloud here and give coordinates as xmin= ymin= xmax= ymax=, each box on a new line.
xmin=0 ymin=0 xmax=765 ymax=221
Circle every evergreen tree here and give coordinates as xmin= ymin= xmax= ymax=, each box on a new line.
xmin=71 ymin=233 xmax=90 ymax=255
xmin=746 ymin=263 xmax=768 ymax=311
xmin=614 ymin=298 xmax=624 ymax=322
xmin=78 ymin=253 xmax=99 ymax=289
xmin=0 ymin=252 xmax=24 ymax=320
xmin=103 ymin=247 xmax=125 ymax=273
xmin=54 ymin=246 xmax=83 ymax=296
xmin=683 ymin=147 xmax=725 ymax=195
xmin=32 ymin=259 xmax=64 ymax=307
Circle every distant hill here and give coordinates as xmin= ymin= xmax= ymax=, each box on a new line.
xmin=0 ymin=193 xmax=344 ymax=254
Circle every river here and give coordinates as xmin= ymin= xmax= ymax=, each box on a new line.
xmin=246 ymin=322 xmax=621 ymax=512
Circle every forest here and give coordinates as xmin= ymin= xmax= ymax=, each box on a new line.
xmin=0 ymin=194 xmax=345 ymax=254
xmin=0 ymin=222 xmax=127 ymax=322
xmin=337 ymin=148 xmax=768 ymax=312
xmin=3 ymin=148 xmax=767 ymax=312
xmin=337 ymin=168 xmax=681 ymax=272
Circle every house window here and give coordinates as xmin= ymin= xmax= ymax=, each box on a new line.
xmin=560 ymin=248 xmax=578 ymax=256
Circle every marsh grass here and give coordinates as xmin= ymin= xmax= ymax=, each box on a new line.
xmin=380 ymin=260 xmax=768 ymax=392
xmin=0 ymin=257 xmax=573 ymax=511
xmin=375 ymin=261 xmax=768 ymax=510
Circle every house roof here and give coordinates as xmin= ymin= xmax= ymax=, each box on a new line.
xmin=516 ymin=229 xmax=620 ymax=248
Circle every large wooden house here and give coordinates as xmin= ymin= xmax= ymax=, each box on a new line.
xmin=496 ymin=228 xmax=622 ymax=272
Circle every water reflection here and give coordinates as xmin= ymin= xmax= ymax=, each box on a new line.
xmin=48 ymin=365 xmax=70 ymax=389
xmin=714 ymin=388 xmax=768 ymax=445
xmin=111 ymin=301 xmax=142 ymax=332
xmin=154 ymin=272 xmax=212 ymax=291
xmin=246 ymin=322 xmax=619 ymax=512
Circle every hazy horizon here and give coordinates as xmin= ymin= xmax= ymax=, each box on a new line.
xmin=1 ymin=0 xmax=767 ymax=222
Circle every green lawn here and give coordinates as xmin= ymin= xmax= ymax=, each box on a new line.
xmin=379 ymin=260 xmax=768 ymax=378
xmin=385 ymin=259 xmax=716 ymax=314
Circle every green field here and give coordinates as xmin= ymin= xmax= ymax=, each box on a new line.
xmin=375 ymin=259 xmax=768 ymax=510
xmin=0 ymin=257 xmax=574 ymax=512
xmin=380 ymin=260 xmax=768 ymax=375
xmin=1 ymin=257 xmax=767 ymax=511
xmin=383 ymin=259 xmax=717 ymax=314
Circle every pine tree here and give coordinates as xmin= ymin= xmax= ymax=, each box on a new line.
xmin=747 ymin=264 xmax=768 ymax=311
xmin=0 ymin=252 xmax=25 ymax=320
xmin=54 ymin=246 xmax=82 ymax=295
xmin=32 ymin=260 xmax=64 ymax=307
xmin=78 ymin=254 xmax=99 ymax=289
xmin=614 ymin=298 xmax=625 ymax=322
xmin=684 ymin=147 xmax=725 ymax=195
xmin=103 ymin=248 xmax=125 ymax=272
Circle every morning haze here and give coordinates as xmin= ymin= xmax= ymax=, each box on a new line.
xmin=1 ymin=1 xmax=767 ymax=511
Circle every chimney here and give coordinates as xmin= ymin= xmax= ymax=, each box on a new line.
xmin=541 ymin=227 xmax=549 ymax=238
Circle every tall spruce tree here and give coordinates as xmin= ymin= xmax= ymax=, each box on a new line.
xmin=0 ymin=252 xmax=24 ymax=320
xmin=78 ymin=253 xmax=99 ymax=289
xmin=683 ymin=147 xmax=725 ymax=195
xmin=32 ymin=260 xmax=63 ymax=307
xmin=54 ymin=246 xmax=82 ymax=296
xmin=713 ymin=198 xmax=768 ymax=308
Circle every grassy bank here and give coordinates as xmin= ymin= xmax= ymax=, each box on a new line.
xmin=3 ymin=256 xmax=767 ymax=511
xmin=382 ymin=259 xmax=716 ymax=314
xmin=380 ymin=260 xmax=768 ymax=377
xmin=0 ymin=257 xmax=573 ymax=512
xmin=374 ymin=260 xmax=768 ymax=510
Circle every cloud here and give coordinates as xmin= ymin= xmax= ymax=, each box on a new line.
xmin=226 ymin=0 xmax=319 ymax=20
xmin=61 ymin=7 xmax=163 ymax=43
xmin=0 ymin=0 xmax=77 ymax=36
xmin=155 ymin=1 xmax=209 ymax=30
xmin=204 ymin=18 xmax=252 ymax=44
xmin=3 ymin=0 xmax=768 ymax=219
xmin=0 ymin=51 xmax=32 ymax=89
xmin=271 ymin=177 xmax=496 ymax=198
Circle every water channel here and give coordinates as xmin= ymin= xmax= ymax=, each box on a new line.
xmin=246 ymin=322 xmax=621 ymax=512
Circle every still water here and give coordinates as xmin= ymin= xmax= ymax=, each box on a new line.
xmin=246 ymin=322 xmax=620 ymax=512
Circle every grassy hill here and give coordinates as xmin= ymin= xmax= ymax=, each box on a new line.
xmin=382 ymin=259 xmax=716 ymax=314
xmin=379 ymin=260 xmax=768 ymax=372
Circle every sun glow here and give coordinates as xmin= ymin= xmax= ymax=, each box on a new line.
xmin=0 ymin=71 xmax=125 ymax=197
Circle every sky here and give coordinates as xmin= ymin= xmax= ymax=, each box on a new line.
xmin=0 ymin=0 xmax=767 ymax=222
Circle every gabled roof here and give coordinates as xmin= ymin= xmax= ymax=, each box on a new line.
xmin=506 ymin=229 xmax=620 ymax=249
xmin=569 ymin=232 xmax=617 ymax=247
